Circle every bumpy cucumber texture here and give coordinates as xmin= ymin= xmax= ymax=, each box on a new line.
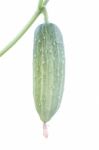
xmin=33 ymin=23 xmax=65 ymax=123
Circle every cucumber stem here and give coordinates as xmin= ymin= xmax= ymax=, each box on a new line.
xmin=43 ymin=123 xmax=48 ymax=138
xmin=0 ymin=0 xmax=49 ymax=57
xmin=43 ymin=7 xmax=49 ymax=23
xmin=38 ymin=0 xmax=44 ymax=9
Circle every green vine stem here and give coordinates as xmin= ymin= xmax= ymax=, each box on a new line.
xmin=0 ymin=0 xmax=49 ymax=57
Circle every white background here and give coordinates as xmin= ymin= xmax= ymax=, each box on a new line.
xmin=0 ymin=0 xmax=99 ymax=149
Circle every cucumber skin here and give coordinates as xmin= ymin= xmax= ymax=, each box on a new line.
xmin=33 ymin=23 xmax=65 ymax=122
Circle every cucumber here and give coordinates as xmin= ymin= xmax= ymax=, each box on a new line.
xmin=33 ymin=23 xmax=65 ymax=123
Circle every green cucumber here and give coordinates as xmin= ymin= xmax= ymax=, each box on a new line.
xmin=33 ymin=23 xmax=65 ymax=123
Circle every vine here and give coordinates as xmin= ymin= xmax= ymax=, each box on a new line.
xmin=0 ymin=0 xmax=49 ymax=57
